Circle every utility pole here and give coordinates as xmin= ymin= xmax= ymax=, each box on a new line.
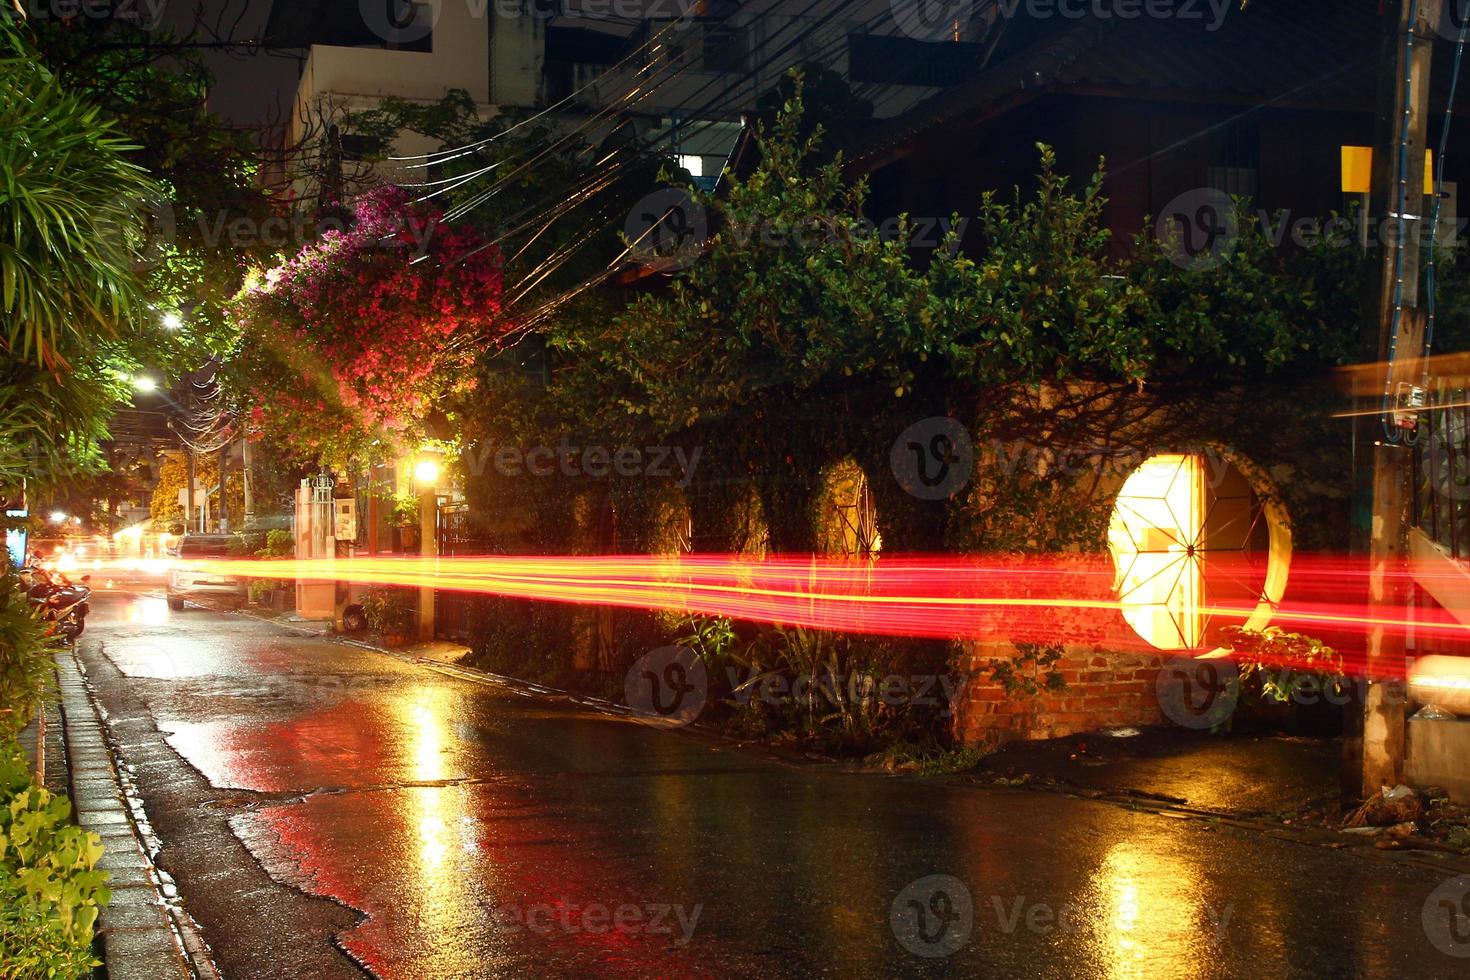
xmin=417 ymin=478 xmax=438 ymax=642
xmin=218 ymin=444 xmax=229 ymax=533
xmin=1349 ymin=0 xmax=1442 ymax=800
xmin=242 ymin=437 xmax=255 ymax=529
xmin=184 ymin=445 xmax=196 ymax=536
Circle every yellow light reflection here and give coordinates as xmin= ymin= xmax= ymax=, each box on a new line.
xmin=418 ymin=813 xmax=448 ymax=868
xmin=1093 ymin=844 xmax=1211 ymax=979
xmin=409 ymin=702 xmax=446 ymax=783
xmin=387 ymin=687 xmax=478 ymax=942
xmin=124 ymin=597 xmax=172 ymax=626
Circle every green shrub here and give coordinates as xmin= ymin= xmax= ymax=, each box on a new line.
xmin=467 ymin=597 xmax=578 ymax=684
xmin=0 ymin=574 xmax=58 ymax=743
xmin=255 ymin=529 xmax=294 ymax=559
xmin=0 ymin=740 xmax=108 ymax=979
xmin=362 ymin=587 xmax=416 ymax=636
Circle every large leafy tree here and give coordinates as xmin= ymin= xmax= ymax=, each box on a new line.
xmin=25 ymin=10 xmax=277 ymax=359
xmin=0 ymin=16 xmax=160 ymax=490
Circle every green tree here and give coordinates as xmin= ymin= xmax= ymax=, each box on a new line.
xmin=26 ymin=10 xmax=277 ymax=362
xmin=0 ymin=16 xmax=160 ymax=492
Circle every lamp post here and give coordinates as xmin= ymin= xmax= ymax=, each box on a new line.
xmin=414 ymin=455 xmax=442 ymax=642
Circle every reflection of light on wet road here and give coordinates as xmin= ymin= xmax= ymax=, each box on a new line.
xmin=1093 ymin=843 xmax=1212 ymax=980
xmin=408 ymin=701 xmax=446 ymax=783
xmin=123 ymin=596 xmax=171 ymax=626
xmin=394 ymin=688 xmax=479 ymax=964
xmin=418 ymin=813 xmax=448 ymax=868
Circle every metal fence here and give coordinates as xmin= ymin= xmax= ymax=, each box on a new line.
xmin=434 ymin=504 xmax=490 ymax=643
xmin=1412 ymin=380 xmax=1470 ymax=562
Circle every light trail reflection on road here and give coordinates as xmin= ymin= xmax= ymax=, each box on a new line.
xmin=122 ymin=596 xmax=171 ymax=627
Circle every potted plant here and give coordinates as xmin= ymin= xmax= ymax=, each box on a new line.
xmin=251 ymin=530 xmax=296 ymax=611
xmin=362 ymin=586 xmax=416 ymax=647
xmin=248 ymin=578 xmax=274 ymax=609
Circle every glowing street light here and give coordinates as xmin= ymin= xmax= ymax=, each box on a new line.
xmin=133 ymin=375 xmax=159 ymax=392
xmin=48 ymin=510 xmax=68 ymax=524
xmin=414 ymin=458 xmax=441 ymax=487
xmin=162 ymin=311 xmax=184 ymax=331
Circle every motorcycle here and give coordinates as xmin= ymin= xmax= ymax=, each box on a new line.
xmin=22 ymin=562 xmax=91 ymax=643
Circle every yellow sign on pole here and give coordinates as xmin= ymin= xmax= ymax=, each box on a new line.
xmin=1341 ymin=145 xmax=1435 ymax=195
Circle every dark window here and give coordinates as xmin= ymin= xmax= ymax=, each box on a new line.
xmin=1208 ymin=121 xmax=1261 ymax=198
xmin=703 ymin=25 xmax=748 ymax=73
xmin=340 ymin=134 xmax=382 ymax=162
xmin=868 ymin=161 xmax=907 ymax=223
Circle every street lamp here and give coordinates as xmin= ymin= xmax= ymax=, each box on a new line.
xmin=162 ymin=312 xmax=184 ymax=331
xmin=413 ymin=458 xmax=441 ymax=488
xmin=48 ymin=510 xmax=67 ymax=524
xmin=133 ymin=375 xmax=159 ymax=392
xmin=412 ymin=452 xmax=444 ymax=643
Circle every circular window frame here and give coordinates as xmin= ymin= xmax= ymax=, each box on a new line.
xmin=1106 ymin=444 xmax=1292 ymax=656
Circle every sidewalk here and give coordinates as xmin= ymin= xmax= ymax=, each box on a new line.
xmin=53 ymin=647 xmax=218 ymax=979
xmin=240 ymin=607 xmax=471 ymax=666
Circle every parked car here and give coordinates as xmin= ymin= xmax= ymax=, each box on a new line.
xmin=167 ymin=535 xmax=248 ymax=611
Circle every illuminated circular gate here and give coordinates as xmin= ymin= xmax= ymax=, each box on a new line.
xmin=1107 ymin=450 xmax=1291 ymax=651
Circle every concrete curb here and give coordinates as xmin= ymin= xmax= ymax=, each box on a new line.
xmin=55 ymin=648 xmax=218 ymax=980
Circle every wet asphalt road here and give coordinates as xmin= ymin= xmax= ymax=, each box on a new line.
xmin=79 ymin=590 xmax=1470 ymax=979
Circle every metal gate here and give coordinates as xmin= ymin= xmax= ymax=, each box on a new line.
xmin=434 ymin=504 xmax=490 ymax=642
xmin=1412 ymin=380 xmax=1470 ymax=562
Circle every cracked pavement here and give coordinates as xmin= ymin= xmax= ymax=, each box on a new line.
xmin=78 ymin=590 xmax=1470 ymax=978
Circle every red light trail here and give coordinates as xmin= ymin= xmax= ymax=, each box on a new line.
xmin=152 ymin=552 xmax=1470 ymax=679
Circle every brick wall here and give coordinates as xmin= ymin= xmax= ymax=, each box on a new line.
xmin=955 ymin=643 xmax=1166 ymax=747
